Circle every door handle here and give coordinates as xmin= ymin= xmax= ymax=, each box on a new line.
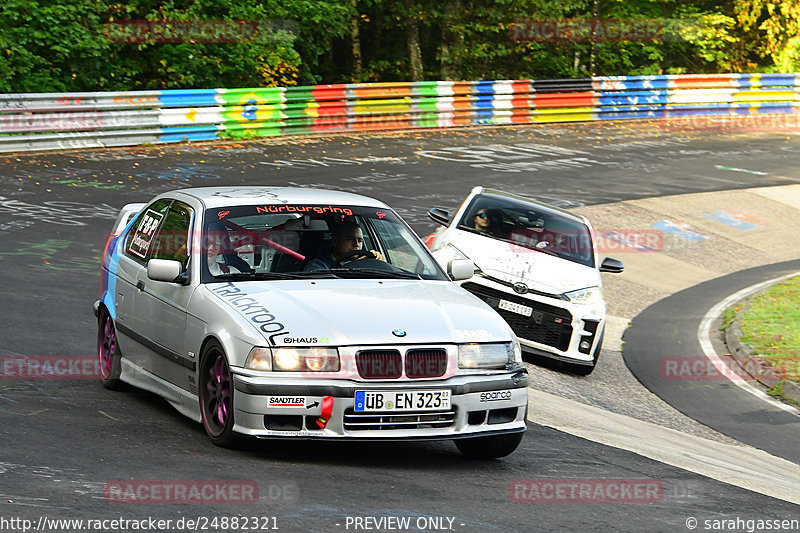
xmin=136 ymin=280 xmax=145 ymax=291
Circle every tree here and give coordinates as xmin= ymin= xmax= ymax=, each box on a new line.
xmin=735 ymin=0 xmax=800 ymax=70
xmin=402 ymin=0 xmax=424 ymax=81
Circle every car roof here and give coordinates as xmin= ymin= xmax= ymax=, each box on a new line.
xmin=476 ymin=188 xmax=588 ymax=224
xmin=168 ymin=186 xmax=390 ymax=210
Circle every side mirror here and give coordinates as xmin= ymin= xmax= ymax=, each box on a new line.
xmin=147 ymin=259 xmax=183 ymax=283
xmin=448 ymin=259 xmax=475 ymax=281
xmin=599 ymin=257 xmax=624 ymax=273
xmin=428 ymin=208 xmax=451 ymax=226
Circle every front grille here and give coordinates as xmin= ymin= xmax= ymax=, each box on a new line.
xmin=404 ymin=349 xmax=447 ymax=378
xmin=462 ymin=282 xmax=573 ymax=351
xmin=343 ymin=408 xmax=456 ymax=431
xmin=356 ymin=350 xmax=402 ymax=379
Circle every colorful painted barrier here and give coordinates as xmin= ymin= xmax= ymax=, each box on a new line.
xmin=1 ymin=73 xmax=798 ymax=152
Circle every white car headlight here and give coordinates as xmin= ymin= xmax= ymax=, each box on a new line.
xmin=458 ymin=342 xmax=516 ymax=369
xmin=565 ymin=286 xmax=602 ymax=304
xmin=272 ymin=347 xmax=340 ymax=372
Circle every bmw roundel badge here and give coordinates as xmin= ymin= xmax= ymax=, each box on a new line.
xmin=392 ymin=329 xmax=407 ymax=337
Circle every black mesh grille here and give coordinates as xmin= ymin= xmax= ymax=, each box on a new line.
xmin=343 ymin=408 xmax=456 ymax=431
xmin=355 ymin=350 xmax=402 ymax=379
xmin=404 ymin=349 xmax=447 ymax=378
xmin=462 ymin=282 xmax=573 ymax=351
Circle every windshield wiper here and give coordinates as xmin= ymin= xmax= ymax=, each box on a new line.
xmin=326 ymin=268 xmax=421 ymax=280
xmin=214 ymin=271 xmax=337 ymax=280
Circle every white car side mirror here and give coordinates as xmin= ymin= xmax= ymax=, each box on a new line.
xmin=448 ymin=259 xmax=475 ymax=281
xmin=147 ymin=259 xmax=183 ymax=283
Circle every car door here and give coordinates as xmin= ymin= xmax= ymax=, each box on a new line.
xmin=132 ymin=200 xmax=196 ymax=389
xmin=115 ymin=198 xmax=173 ymax=369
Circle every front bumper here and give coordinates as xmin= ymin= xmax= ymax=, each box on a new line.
xmin=230 ymin=370 xmax=528 ymax=439
xmin=460 ymin=278 xmax=604 ymax=364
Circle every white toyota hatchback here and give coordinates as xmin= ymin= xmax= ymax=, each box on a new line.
xmin=427 ymin=187 xmax=623 ymax=375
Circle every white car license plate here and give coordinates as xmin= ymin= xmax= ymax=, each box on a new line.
xmin=354 ymin=390 xmax=451 ymax=412
xmin=499 ymin=299 xmax=533 ymax=317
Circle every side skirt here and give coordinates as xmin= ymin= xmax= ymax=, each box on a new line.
xmin=120 ymin=358 xmax=201 ymax=423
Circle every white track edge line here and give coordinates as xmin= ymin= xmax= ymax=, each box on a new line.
xmin=697 ymin=271 xmax=800 ymax=414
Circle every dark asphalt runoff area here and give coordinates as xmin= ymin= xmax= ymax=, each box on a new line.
xmin=0 ymin=121 xmax=799 ymax=531
xmin=623 ymin=259 xmax=800 ymax=465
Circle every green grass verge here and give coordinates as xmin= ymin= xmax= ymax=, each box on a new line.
xmin=735 ymin=275 xmax=800 ymax=384
xmin=720 ymin=305 xmax=739 ymax=331
xmin=766 ymin=381 xmax=800 ymax=407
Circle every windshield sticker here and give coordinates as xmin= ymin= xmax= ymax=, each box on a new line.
xmin=211 ymin=282 xmax=289 ymax=344
xmin=217 ymin=210 xmax=230 ymax=220
xmin=128 ymin=209 xmax=164 ymax=258
xmin=255 ymin=205 xmax=354 ymax=216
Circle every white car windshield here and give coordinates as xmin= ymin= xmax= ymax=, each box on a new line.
xmin=457 ymin=194 xmax=595 ymax=268
xmin=202 ymin=204 xmax=448 ymax=281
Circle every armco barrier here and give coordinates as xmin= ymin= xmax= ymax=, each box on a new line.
xmin=1 ymin=73 xmax=798 ymax=153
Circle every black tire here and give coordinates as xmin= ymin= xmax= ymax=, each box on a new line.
xmin=98 ymin=309 xmax=124 ymax=390
xmin=199 ymin=340 xmax=238 ymax=447
xmin=455 ymin=431 xmax=524 ymax=459
xmin=565 ymin=329 xmax=604 ymax=377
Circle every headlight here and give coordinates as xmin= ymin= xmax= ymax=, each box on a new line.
xmin=245 ymin=347 xmax=272 ymax=371
xmin=272 ymin=347 xmax=340 ymax=372
xmin=458 ymin=342 xmax=516 ymax=369
xmin=565 ymin=286 xmax=602 ymax=304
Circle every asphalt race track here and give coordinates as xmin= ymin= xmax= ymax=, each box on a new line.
xmin=1 ymin=121 xmax=799 ymax=532
xmin=624 ymin=259 xmax=800 ymax=465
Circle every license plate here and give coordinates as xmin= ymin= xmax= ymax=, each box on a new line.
xmin=499 ymin=299 xmax=533 ymax=317
xmin=354 ymin=390 xmax=451 ymax=412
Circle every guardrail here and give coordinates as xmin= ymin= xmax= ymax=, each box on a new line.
xmin=1 ymin=73 xmax=798 ymax=153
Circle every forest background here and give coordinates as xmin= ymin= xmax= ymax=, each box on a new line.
xmin=2 ymin=0 xmax=799 ymax=92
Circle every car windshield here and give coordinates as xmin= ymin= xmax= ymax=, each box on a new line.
xmin=457 ymin=194 xmax=595 ymax=268
xmin=201 ymin=204 xmax=447 ymax=282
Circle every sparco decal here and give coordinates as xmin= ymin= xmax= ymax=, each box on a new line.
xmin=211 ymin=282 xmax=288 ymax=344
xmin=480 ymin=391 xmax=512 ymax=402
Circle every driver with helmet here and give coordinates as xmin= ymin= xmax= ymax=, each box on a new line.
xmin=304 ymin=221 xmax=384 ymax=271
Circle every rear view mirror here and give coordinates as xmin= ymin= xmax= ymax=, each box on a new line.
xmin=147 ymin=259 xmax=183 ymax=283
xmin=599 ymin=257 xmax=624 ymax=273
xmin=284 ymin=217 xmax=329 ymax=231
xmin=448 ymin=259 xmax=475 ymax=281
xmin=428 ymin=208 xmax=451 ymax=225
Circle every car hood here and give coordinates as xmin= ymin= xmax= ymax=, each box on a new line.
xmin=452 ymin=232 xmax=599 ymax=295
xmin=206 ymin=279 xmax=513 ymax=346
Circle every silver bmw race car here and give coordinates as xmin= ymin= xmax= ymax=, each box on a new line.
xmin=96 ymin=187 xmax=528 ymax=458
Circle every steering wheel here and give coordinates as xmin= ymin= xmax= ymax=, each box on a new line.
xmin=333 ymin=249 xmax=376 ymax=266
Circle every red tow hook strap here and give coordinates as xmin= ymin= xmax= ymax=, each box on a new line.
xmin=316 ymin=396 xmax=334 ymax=429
